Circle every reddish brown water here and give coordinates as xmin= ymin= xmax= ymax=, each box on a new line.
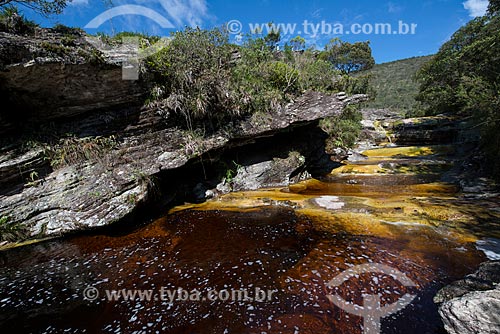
xmin=0 ymin=144 xmax=497 ymax=334
xmin=0 ymin=207 xmax=486 ymax=334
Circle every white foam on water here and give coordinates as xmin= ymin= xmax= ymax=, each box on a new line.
xmin=476 ymin=238 xmax=500 ymax=260
xmin=381 ymin=220 xmax=426 ymax=227
xmin=314 ymin=196 xmax=345 ymax=210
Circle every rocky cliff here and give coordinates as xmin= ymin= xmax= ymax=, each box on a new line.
xmin=0 ymin=29 xmax=367 ymax=247
xmin=0 ymin=28 xmax=145 ymax=132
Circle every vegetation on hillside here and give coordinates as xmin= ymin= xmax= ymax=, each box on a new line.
xmin=0 ymin=215 xmax=28 ymax=242
xmin=361 ymin=55 xmax=432 ymax=116
xmin=145 ymin=27 xmax=373 ymax=143
xmin=320 ymin=105 xmax=363 ymax=151
xmin=417 ymin=1 xmax=500 ymax=179
xmin=319 ymin=38 xmax=375 ymax=74
xmin=0 ymin=5 xmax=37 ymax=33
xmin=1 ymin=2 xmax=375 ymax=151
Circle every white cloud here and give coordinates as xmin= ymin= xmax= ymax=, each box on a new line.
xmin=311 ymin=8 xmax=323 ymax=19
xmin=115 ymin=0 xmax=211 ymax=27
xmin=158 ymin=0 xmax=210 ymax=27
xmin=70 ymin=0 xmax=89 ymax=5
xmin=71 ymin=0 xmax=88 ymax=5
xmin=463 ymin=0 xmax=489 ymax=17
xmin=98 ymin=0 xmax=212 ymax=34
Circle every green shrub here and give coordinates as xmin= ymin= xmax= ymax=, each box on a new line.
xmin=0 ymin=5 xmax=38 ymax=34
xmin=146 ymin=27 xmax=237 ymax=130
xmin=52 ymin=23 xmax=84 ymax=35
xmin=40 ymin=41 xmax=70 ymax=56
xmin=0 ymin=216 xmax=28 ymax=243
xmin=297 ymin=56 xmax=336 ymax=92
xmin=266 ymin=61 xmax=299 ymax=94
xmin=97 ymin=31 xmax=161 ymax=49
xmin=60 ymin=35 xmax=77 ymax=46
xmin=230 ymin=38 xmax=286 ymax=114
xmin=47 ymin=135 xmax=118 ymax=168
xmin=320 ymin=105 xmax=363 ymax=149
xmin=333 ymin=73 xmax=374 ymax=96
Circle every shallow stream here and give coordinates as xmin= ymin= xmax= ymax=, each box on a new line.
xmin=1 ymin=144 xmax=499 ymax=333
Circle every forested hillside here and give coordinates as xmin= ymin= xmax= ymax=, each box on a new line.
xmin=362 ymin=55 xmax=432 ymax=115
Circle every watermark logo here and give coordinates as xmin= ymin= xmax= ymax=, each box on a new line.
xmin=83 ymin=286 xmax=100 ymax=301
xmin=227 ymin=20 xmax=418 ymax=38
xmin=327 ymin=263 xmax=417 ymax=334
xmin=84 ymin=5 xmax=175 ymax=30
xmin=83 ymin=286 xmax=277 ymax=303
xmin=84 ymin=5 xmax=173 ymax=80
xmin=226 ymin=19 xmax=243 ymax=35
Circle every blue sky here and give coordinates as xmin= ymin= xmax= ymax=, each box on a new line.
xmin=19 ymin=0 xmax=490 ymax=63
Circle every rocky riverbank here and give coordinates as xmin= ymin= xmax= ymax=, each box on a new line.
xmin=435 ymin=260 xmax=500 ymax=334
xmin=0 ymin=28 xmax=368 ymax=248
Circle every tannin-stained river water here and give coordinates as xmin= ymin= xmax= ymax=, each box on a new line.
xmin=1 ymin=144 xmax=499 ymax=333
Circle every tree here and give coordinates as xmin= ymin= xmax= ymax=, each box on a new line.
xmin=263 ymin=22 xmax=280 ymax=51
xmin=416 ymin=16 xmax=500 ymax=114
xmin=321 ymin=38 xmax=375 ymax=74
xmin=488 ymin=0 xmax=500 ymax=14
xmin=289 ymin=35 xmax=306 ymax=51
xmin=0 ymin=0 xmax=69 ymax=15
xmin=416 ymin=11 xmax=500 ymax=178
